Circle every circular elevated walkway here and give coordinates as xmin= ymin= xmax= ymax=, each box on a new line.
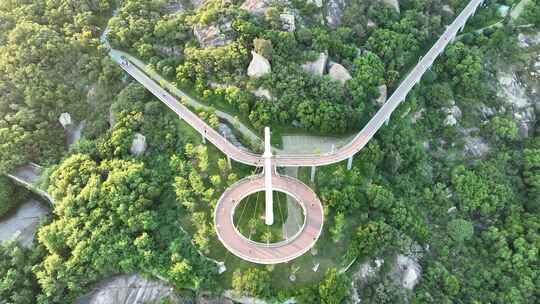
xmin=214 ymin=172 xmax=323 ymax=264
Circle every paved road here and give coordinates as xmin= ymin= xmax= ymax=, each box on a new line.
xmin=116 ymin=0 xmax=484 ymax=264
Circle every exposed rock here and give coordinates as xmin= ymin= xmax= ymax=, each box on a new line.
xmin=380 ymin=0 xmax=400 ymax=12
xmin=223 ymin=290 xmax=267 ymax=304
xmin=209 ymin=82 xmax=234 ymax=90
xmin=479 ymin=104 xmax=496 ymax=120
xmin=280 ymin=11 xmax=296 ymax=32
xmin=498 ymin=70 xmax=538 ymax=139
xmin=325 ymin=0 xmax=346 ymax=28
xmin=376 ymin=84 xmax=388 ymax=105
xmin=447 ymin=206 xmax=457 ymax=214
xmin=109 ymin=104 xmax=116 ymax=127
xmin=393 ymin=255 xmax=421 ymax=290
xmin=76 ymin=274 xmax=184 ymax=304
xmin=518 ymin=33 xmax=530 ymax=48
xmin=463 ymin=136 xmax=490 ymax=158
xmin=67 ymin=121 xmax=86 ymax=147
xmin=197 ymin=292 xmax=234 ymax=304
xmin=0 ymin=199 xmax=49 ymax=248
xmin=59 ymin=112 xmax=72 ymax=129
xmin=367 ymin=19 xmax=377 ymax=28
xmin=194 ymin=22 xmax=233 ymax=48
xmin=190 ymin=0 xmax=206 ymax=10
xmin=252 ymin=87 xmax=273 ymax=100
xmin=87 ymin=85 xmax=97 ymax=101
xmin=247 ymin=51 xmax=271 ymax=78
xmin=130 ymin=133 xmax=147 ymax=156
xmin=442 ymin=4 xmax=454 ymax=15
xmin=355 ymin=258 xmax=384 ymax=282
xmin=164 ymin=0 xmax=185 ymax=14
xmin=443 ymin=103 xmax=462 ymax=126
xmin=302 ymin=52 xmax=328 ymax=76
xmin=308 ymin=0 xmax=323 ymax=8
xmin=412 ymin=108 xmax=425 ymax=123
xmin=513 ymin=107 xmax=536 ymax=138
xmin=498 ymin=71 xmax=529 ymax=108
xmin=154 ymin=45 xmax=182 ymax=57
xmin=240 ymin=0 xmax=269 ymax=15
xmin=328 ymin=62 xmax=352 ymax=84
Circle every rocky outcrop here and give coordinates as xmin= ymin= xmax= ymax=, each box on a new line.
xmin=76 ymin=274 xmax=185 ymax=304
xmin=0 ymin=199 xmax=49 ymax=248
xmin=130 ymin=133 xmax=147 ymax=156
xmin=391 ymin=254 xmax=421 ymax=290
xmin=252 ymin=87 xmax=273 ymax=100
xmin=59 ymin=112 xmax=72 ymax=129
xmin=194 ymin=22 xmax=233 ymax=48
xmin=240 ymin=0 xmax=269 ymax=15
xmin=443 ymin=102 xmax=462 ymax=127
xmin=190 ymin=0 xmax=206 ymax=10
xmin=328 ymin=62 xmax=352 ymax=84
xmin=247 ymin=51 xmax=271 ymax=78
xmin=376 ymin=84 xmax=388 ymax=105
xmin=325 ymin=0 xmax=346 ymax=28
xmin=498 ymin=71 xmax=537 ymax=138
xmin=463 ymin=136 xmax=490 ymax=158
xmin=302 ymin=52 xmax=328 ymax=76
xmin=380 ymin=0 xmax=400 ymax=12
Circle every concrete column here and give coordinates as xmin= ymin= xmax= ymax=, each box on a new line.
xmin=227 ymin=155 xmax=232 ymax=169
xmin=202 ymin=134 xmax=206 ymax=144
xmin=311 ymin=166 xmax=316 ymax=182
xmin=347 ymin=156 xmax=353 ymax=170
xmin=331 ymin=144 xmax=336 ymax=154
xmin=263 ymin=127 xmax=273 ymax=226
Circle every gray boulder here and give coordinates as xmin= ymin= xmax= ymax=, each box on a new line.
xmin=325 ymin=0 xmax=346 ymax=28
xmin=463 ymin=136 xmax=490 ymax=158
xmin=376 ymin=84 xmax=387 ymax=105
xmin=328 ymin=62 xmax=352 ymax=84
xmin=194 ymin=22 xmax=232 ymax=48
xmin=247 ymin=51 xmax=271 ymax=78
xmin=302 ymin=52 xmax=328 ymax=76
xmin=59 ymin=112 xmax=72 ymax=129
xmin=240 ymin=0 xmax=269 ymax=15
xmin=251 ymin=87 xmax=273 ymax=100
xmin=393 ymin=254 xmax=421 ymax=290
xmin=130 ymin=133 xmax=147 ymax=156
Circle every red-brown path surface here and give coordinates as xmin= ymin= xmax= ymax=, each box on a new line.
xmin=117 ymin=0 xmax=484 ymax=264
xmin=214 ymin=171 xmax=323 ymax=264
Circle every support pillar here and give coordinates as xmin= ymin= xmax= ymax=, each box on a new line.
xmin=227 ymin=155 xmax=232 ymax=169
xmin=263 ymin=127 xmax=273 ymax=226
xmin=331 ymin=144 xmax=336 ymax=154
xmin=202 ymin=134 xmax=206 ymax=144
xmin=311 ymin=166 xmax=316 ymax=182
xmin=347 ymin=156 xmax=353 ymax=170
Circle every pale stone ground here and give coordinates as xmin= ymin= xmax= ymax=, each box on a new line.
xmin=0 ymin=199 xmax=49 ymax=247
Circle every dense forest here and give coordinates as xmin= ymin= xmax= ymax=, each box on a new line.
xmin=1 ymin=0 xmax=540 ymax=303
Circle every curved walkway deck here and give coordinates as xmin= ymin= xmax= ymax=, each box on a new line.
xmin=214 ymin=172 xmax=323 ymax=264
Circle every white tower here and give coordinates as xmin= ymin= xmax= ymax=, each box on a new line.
xmin=263 ymin=127 xmax=273 ymax=226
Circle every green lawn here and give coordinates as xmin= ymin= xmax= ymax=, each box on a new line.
xmin=232 ymin=191 xmax=293 ymax=243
